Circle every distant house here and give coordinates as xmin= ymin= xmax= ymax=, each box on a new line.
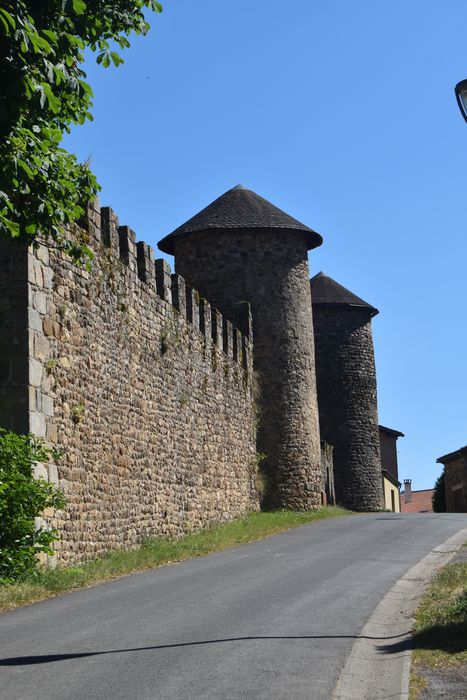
xmin=379 ymin=425 xmax=403 ymax=512
xmin=436 ymin=446 xmax=467 ymax=513
xmin=400 ymin=480 xmax=434 ymax=513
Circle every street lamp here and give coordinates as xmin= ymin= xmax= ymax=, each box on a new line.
xmin=455 ymin=80 xmax=467 ymax=123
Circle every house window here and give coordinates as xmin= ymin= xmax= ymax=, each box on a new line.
xmin=391 ymin=490 xmax=395 ymax=512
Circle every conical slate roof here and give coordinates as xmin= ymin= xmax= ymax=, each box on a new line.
xmin=158 ymin=185 xmax=323 ymax=254
xmin=310 ymin=272 xmax=378 ymax=316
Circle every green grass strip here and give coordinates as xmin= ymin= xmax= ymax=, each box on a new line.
xmin=412 ymin=560 xmax=467 ymax=664
xmin=409 ymin=556 xmax=467 ymax=699
xmin=0 ymin=506 xmax=350 ymax=612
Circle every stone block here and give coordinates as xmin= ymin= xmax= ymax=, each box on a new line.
xmin=35 ymin=245 xmax=49 ymax=265
xmin=28 ymin=308 xmax=42 ymax=332
xmin=29 ymin=386 xmax=38 ymax=411
xmin=41 ymin=394 xmax=54 ymax=417
xmin=42 ymin=318 xmax=54 ymax=336
xmin=29 ymin=357 xmax=43 ymax=387
xmin=47 ymin=422 xmax=58 ymax=444
xmin=48 ymin=463 xmax=59 ymax=486
xmin=33 ymin=291 xmax=47 ymax=315
xmin=43 ymin=267 xmax=54 ymax=290
xmin=34 ymin=333 xmax=50 ymax=361
xmin=29 ymin=411 xmax=46 ymax=436
xmin=33 ymin=462 xmax=49 ymax=481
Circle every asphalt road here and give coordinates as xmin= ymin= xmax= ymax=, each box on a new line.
xmin=1 ymin=512 xmax=466 ymax=700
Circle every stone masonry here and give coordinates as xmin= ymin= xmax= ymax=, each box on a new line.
xmin=159 ymin=186 xmax=323 ymax=510
xmin=0 ymin=185 xmax=392 ymax=563
xmin=0 ymin=238 xmax=29 ymax=434
xmin=311 ymin=273 xmax=384 ymax=511
xmin=0 ymin=200 xmax=259 ymax=564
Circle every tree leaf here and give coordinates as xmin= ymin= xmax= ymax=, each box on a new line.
xmin=0 ymin=0 xmax=161 ymax=262
xmin=110 ymin=51 xmax=123 ymax=67
xmin=18 ymin=160 xmax=34 ymax=178
xmin=0 ymin=8 xmax=16 ymax=33
xmin=42 ymin=29 xmax=58 ymax=43
xmin=72 ymin=0 xmax=86 ymax=15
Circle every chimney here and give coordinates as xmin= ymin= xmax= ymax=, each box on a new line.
xmin=403 ymin=479 xmax=412 ymax=503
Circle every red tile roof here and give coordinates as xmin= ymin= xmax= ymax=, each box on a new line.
xmin=401 ymin=489 xmax=434 ymax=513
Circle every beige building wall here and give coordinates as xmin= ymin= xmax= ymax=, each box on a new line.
xmin=383 ymin=475 xmax=400 ymax=512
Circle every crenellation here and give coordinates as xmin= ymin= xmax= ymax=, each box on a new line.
xmin=100 ymin=207 xmax=120 ymax=258
xmin=118 ymin=225 xmax=137 ymax=273
xmin=211 ymin=308 xmax=223 ymax=350
xmin=136 ymin=241 xmax=155 ymax=284
xmin=223 ymin=318 xmax=233 ymax=359
xmin=171 ymin=274 xmax=186 ymax=316
xmin=233 ymin=327 xmax=242 ymax=364
xmin=83 ymin=197 xmax=101 ymax=244
xmin=199 ymin=297 xmax=211 ymax=339
xmin=155 ymin=258 xmax=172 ymax=304
xmin=232 ymin=301 xmax=253 ymax=341
xmin=185 ymin=285 xmax=200 ymax=331
xmin=241 ymin=333 xmax=250 ymax=371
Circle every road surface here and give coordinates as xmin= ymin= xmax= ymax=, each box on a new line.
xmin=1 ymin=512 xmax=466 ymax=699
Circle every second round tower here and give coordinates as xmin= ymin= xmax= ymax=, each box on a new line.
xmin=310 ymin=272 xmax=384 ymax=511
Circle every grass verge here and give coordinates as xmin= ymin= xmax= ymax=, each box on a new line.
xmin=409 ymin=555 xmax=467 ymax=699
xmin=0 ymin=506 xmax=350 ymax=613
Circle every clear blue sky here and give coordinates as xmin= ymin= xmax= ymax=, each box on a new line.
xmin=64 ymin=0 xmax=467 ymax=491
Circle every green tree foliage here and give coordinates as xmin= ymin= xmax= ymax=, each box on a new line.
xmin=0 ymin=0 xmax=162 ymax=265
xmin=0 ymin=430 xmax=66 ymax=582
xmin=432 ymin=471 xmax=446 ymax=512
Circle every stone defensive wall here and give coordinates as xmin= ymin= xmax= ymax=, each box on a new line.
xmin=0 ymin=200 xmax=259 ymax=564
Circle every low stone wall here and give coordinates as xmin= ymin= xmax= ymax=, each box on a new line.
xmin=1 ymin=202 xmax=259 ymax=564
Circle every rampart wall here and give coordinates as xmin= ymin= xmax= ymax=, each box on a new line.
xmin=0 ymin=201 xmax=259 ymax=564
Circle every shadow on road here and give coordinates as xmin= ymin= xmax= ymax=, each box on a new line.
xmin=380 ymin=620 xmax=467 ymax=656
xmin=0 ymin=632 xmax=411 ymax=666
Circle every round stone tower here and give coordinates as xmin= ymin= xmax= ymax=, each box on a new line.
xmin=158 ymin=185 xmax=323 ymax=510
xmin=310 ymin=272 xmax=384 ymax=511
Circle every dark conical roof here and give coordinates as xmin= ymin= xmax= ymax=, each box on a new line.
xmin=310 ymin=272 xmax=378 ymax=316
xmin=158 ymin=185 xmax=323 ymax=254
